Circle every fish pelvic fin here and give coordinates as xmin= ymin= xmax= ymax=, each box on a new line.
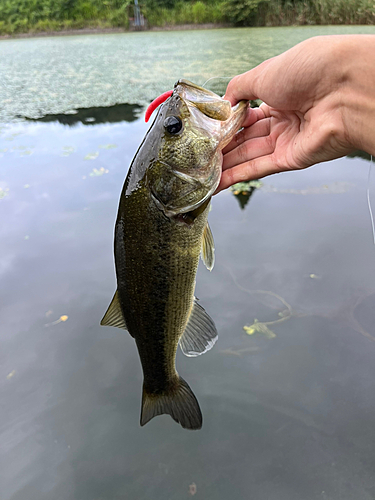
xmin=140 ymin=376 xmax=202 ymax=430
xmin=201 ymin=221 xmax=215 ymax=271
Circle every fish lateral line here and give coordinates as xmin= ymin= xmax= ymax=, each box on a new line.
xmin=145 ymin=90 xmax=173 ymax=122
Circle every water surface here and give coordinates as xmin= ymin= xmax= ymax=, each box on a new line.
xmin=2 ymin=26 xmax=375 ymax=500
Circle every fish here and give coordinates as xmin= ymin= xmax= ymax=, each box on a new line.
xmin=101 ymin=79 xmax=248 ymax=430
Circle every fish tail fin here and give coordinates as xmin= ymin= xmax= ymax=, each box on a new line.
xmin=140 ymin=376 xmax=202 ymax=430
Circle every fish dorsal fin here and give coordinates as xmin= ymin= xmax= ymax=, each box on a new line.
xmin=193 ymin=100 xmax=231 ymax=121
xmin=100 ymin=290 xmax=131 ymax=334
xmin=179 ymin=298 xmax=218 ymax=357
xmin=201 ymin=222 xmax=215 ymax=271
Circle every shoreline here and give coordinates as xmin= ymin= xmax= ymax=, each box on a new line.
xmin=0 ymin=23 xmax=228 ymax=40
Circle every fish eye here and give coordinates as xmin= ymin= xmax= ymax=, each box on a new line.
xmin=164 ymin=116 xmax=183 ymax=135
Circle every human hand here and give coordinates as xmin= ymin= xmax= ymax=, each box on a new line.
xmin=217 ymin=35 xmax=371 ymax=192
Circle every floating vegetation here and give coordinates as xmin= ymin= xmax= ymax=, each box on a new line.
xmin=24 ymin=184 xmax=30 ymax=189
xmin=45 ymin=315 xmax=69 ymax=327
xmin=6 ymin=370 xmax=16 ymax=380
xmin=89 ymin=167 xmax=109 ymax=177
xmin=309 ymin=273 xmax=321 ymax=280
xmin=228 ymin=267 xmax=293 ymax=339
xmin=99 ymin=144 xmax=117 ymax=149
xmin=220 ymin=346 xmax=260 ymax=356
xmin=261 ymin=181 xmax=352 ymax=195
xmin=231 ymin=180 xmax=263 ymax=194
xmin=4 ymin=132 xmax=22 ymax=141
xmin=84 ymin=152 xmax=99 ymax=161
xmin=0 ymin=187 xmax=9 ymax=200
xmin=244 ymin=319 xmax=276 ymax=339
xmin=188 ymin=483 xmax=197 ymax=496
xmin=61 ymin=146 xmax=75 ymax=157
xmin=230 ymin=180 xmax=262 ymax=209
xmin=24 ymin=235 xmax=29 ymax=240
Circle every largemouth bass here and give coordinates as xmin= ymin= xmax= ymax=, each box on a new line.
xmin=101 ymin=79 xmax=248 ymax=430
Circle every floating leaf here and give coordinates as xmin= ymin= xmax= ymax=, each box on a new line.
xmin=89 ymin=167 xmax=109 ymax=177
xmin=61 ymin=146 xmax=75 ymax=157
xmin=99 ymin=144 xmax=117 ymax=149
xmin=45 ymin=314 xmax=69 ymax=327
xmin=24 ymin=235 xmax=29 ymax=240
xmin=230 ymin=180 xmax=263 ymax=193
xmin=189 ymin=483 xmax=197 ymax=496
xmin=24 ymin=184 xmax=30 ymax=189
xmin=6 ymin=370 xmax=16 ymax=379
xmin=0 ymin=188 xmax=9 ymax=199
xmin=84 ymin=152 xmax=99 ymax=160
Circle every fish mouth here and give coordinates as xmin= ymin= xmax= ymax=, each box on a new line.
xmin=173 ymin=79 xmax=234 ymax=123
xmin=174 ymin=79 xmax=221 ymax=98
xmin=173 ymin=78 xmax=223 ymax=103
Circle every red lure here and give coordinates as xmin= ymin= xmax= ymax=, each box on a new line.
xmin=145 ymin=90 xmax=173 ymax=122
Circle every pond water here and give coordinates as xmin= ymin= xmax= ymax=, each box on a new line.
xmin=2 ymin=26 xmax=375 ymax=500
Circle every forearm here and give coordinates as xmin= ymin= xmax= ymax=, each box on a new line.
xmin=338 ymin=36 xmax=375 ymax=156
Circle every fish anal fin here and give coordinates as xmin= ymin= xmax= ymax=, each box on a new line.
xmin=100 ymin=290 xmax=131 ymax=335
xmin=141 ymin=376 xmax=202 ymax=430
xmin=179 ymin=298 xmax=218 ymax=357
xmin=201 ymin=221 xmax=215 ymax=271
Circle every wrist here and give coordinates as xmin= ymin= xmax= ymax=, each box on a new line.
xmin=338 ymin=36 xmax=375 ymax=156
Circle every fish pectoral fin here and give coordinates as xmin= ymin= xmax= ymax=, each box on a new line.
xmin=100 ymin=290 xmax=130 ymax=334
xmin=141 ymin=376 xmax=202 ymax=430
xmin=192 ymin=100 xmax=231 ymax=121
xmin=179 ymin=298 xmax=218 ymax=357
xmin=201 ymin=221 xmax=215 ymax=271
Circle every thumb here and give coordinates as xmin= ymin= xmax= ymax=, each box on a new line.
xmin=224 ymin=58 xmax=275 ymax=105
xmin=224 ymin=69 xmax=260 ymax=106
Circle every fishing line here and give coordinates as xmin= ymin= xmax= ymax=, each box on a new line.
xmin=367 ymin=155 xmax=375 ymax=246
xmin=202 ymin=76 xmax=235 ymax=89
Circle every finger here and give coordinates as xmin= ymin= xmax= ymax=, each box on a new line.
xmin=240 ymin=106 xmax=266 ymax=129
xmin=223 ymin=118 xmax=271 ymax=155
xmin=234 ymin=107 xmax=258 ymax=131
xmin=223 ymin=135 xmax=274 ymax=171
xmin=216 ymin=155 xmax=279 ymax=193
xmin=224 ymin=61 xmax=272 ymax=105
xmin=258 ymin=102 xmax=272 ymax=118
xmin=224 ymin=73 xmax=258 ymax=106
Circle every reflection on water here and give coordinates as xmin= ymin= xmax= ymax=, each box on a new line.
xmin=24 ymin=103 xmax=144 ymax=126
xmin=2 ymin=26 xmax=375 ymax=500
